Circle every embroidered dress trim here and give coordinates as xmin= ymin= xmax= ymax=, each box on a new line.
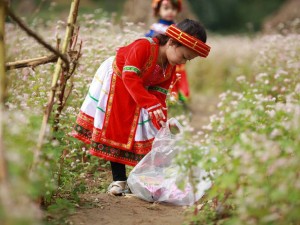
xmin=71 ymin=111 xmax=94 ymax=144
xmin=90 ymin=141 xmax=153 ymax=166
xmin=148 ymin=86 xmax=168 ymax=95
xmin=98 ymin=73 xmax=141 ymax=150
xmin=113 ymin=60 xmax=121 ymax=77
xmin=123 ymin=66 xmax=141 ymax=76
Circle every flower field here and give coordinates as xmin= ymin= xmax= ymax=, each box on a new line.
xmin=2 ymin=11 xmax=300 ymax=225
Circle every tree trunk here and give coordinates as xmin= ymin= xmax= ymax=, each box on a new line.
xmin=0 ymin=0 xmax=7 ymax=184
xmin=0 ymin=0 xmax=8 ymax=185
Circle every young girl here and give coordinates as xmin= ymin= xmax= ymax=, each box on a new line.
xmin=146 ymin=0 xmax=190 ymax=102
xmin=71 ymin=19 xmax=210 ymax=195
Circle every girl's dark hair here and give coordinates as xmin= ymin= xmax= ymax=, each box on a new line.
xmin=156 ymin=19 xmax=207 ymax=46
xmin=154 ymin=0 xmax=181 ymax=17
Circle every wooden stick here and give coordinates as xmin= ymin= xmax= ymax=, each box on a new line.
xmin=53 ymin=21 xmax=81 ymax=133
xmin=33 ymin=0 xmax=80 ymax=167
xmin=6 ymin=5 xmax=69 ymax=70
xmin=0 ymin=0 xmax=8 ymax=185
xmin=5 ymin=54 xmax=58 ymax=70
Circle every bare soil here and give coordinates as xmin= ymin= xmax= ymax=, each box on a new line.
xmin=69 ymin=193 xmax=186 ymax=225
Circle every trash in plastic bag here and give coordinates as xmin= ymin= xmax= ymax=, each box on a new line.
xmin=127 ymin=118 xmax=212 ymax=205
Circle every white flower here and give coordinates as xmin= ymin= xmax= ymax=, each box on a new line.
xmin=236 ymin=75 xmax=246 ymax=82
xmin=270 ymin=129 xmax=282 ymax=138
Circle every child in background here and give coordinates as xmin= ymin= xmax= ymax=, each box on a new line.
xmin=72 ymin=19 xmax=210 ymax=196
xmin=146 ymin=0 xmax=190 ymax=103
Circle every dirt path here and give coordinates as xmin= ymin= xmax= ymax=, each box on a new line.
xmin=69 ymin=193 xmax=185 ymax=225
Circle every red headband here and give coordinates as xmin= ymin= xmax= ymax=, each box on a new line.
xmin=165 ymin=24 xmax=211 ymax=58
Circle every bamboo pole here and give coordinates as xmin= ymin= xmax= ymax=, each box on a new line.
xmin=0 ymin=0 xmax=8 ymax=184
xmin=33 ymin=0 xmax=80 ymax=166
xmin=5 ymin=54 xmax=58 ymax=70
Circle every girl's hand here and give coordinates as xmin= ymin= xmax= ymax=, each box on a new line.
xmin=148 ymin=108 xmax=165 ymax=122
xmin=148 ymin=107 xmax=166 ymax=129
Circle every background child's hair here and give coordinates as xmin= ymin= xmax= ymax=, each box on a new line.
xmin=156 ymin=19 xmax=207 ymax=46
xmin=152 ymin=0 xmax=182 ymax=17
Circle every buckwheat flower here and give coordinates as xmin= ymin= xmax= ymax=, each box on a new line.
xmin=230 ymin=101 xmax=238 ymax=106
xmin=295 ymin=83 xmax=300 ymax=93
xmin=202 ymin=124 xmax=212 ymax=131
xmin=231 ymin=111 xmax=240 ymax=118
xmin=236 ymin=75 xmax=246 ymax=83
xmin=51 ymin=140 xmax=59 ymax=147
xmin=197 ymin=131 xmax=204 ymax=136
xmin=219 ymin=92 xmax=227 ymax=100
xmin=266 ymin=110 xmax=276 ymax=118
xmin=217 ymin=125 xmax=224 ymax=132
xmin=270 ymin=129 xmax=282 ymax=138
xmin=257 ymin=72 xmax=268 ymax=80
xmin=209 ymin=115 xmax=217 ymax=123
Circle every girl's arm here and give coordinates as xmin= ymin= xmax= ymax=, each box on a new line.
xmin=121 ymin=40 xmax=163 ymax=111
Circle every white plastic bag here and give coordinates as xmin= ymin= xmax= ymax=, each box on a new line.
xmin=127 ymin=118 xmax=211 ymax=205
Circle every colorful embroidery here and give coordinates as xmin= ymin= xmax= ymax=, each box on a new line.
xmin=99 ymin=74 xmax=141 ymax=150
xmin=90 ymin=141 xmax=146 ymax=166
xmin=73 ymin=124 xmax=92 ymax=142
xmin=148 ymin=86 xmax=168 ymax=95
xmin=113 ymin=60 xmax=122 ymax=77
xmin=123 ymin=66 xmax=141 ymax=76
xmin=88 ymin=92 xmax=98 ymax=102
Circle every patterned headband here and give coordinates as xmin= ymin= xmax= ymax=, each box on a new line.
xmin=165 ymin=24 xmax=211 ymax=58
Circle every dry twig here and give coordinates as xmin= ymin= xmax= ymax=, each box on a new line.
xmin=6 ymin=5 xmax=69 ymax=70
xmin=5 ymin=54 xmax=58 ymax=70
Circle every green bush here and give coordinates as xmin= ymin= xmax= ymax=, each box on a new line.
xmin=181 ymin=34 xmax=300 ymax=224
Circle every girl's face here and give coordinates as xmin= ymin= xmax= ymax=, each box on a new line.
xmin=165 ymin=40 xmax=199 ymax=66
xmin=159 ymin=1 xmax=178 ymax=21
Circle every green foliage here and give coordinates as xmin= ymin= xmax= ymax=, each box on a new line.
xmin=181 ymin=34 xmax=300 ymax=224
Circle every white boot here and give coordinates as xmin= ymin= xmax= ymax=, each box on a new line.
xmin=107 ymin=181 xmax=127 ymax=196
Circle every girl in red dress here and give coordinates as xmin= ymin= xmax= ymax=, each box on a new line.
xmin=72 ymin=19 xmax=210 ymax=195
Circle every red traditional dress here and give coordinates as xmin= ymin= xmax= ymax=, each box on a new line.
xmin=72 ymin=37 xmax=176 ymax=166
